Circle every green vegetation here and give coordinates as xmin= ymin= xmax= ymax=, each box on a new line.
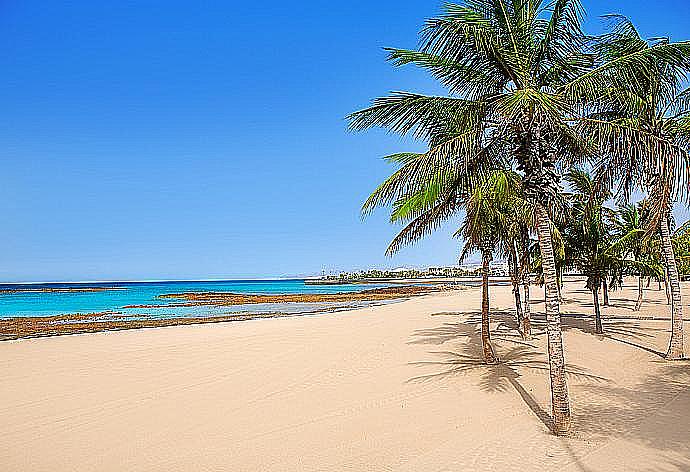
xmin=349 ymin=0 xmax=690 ymax=435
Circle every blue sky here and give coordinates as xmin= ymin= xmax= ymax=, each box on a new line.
xmin=1 ymin=1 xmax=689 ymax=282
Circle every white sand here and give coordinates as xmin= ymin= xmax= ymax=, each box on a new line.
xmin=1 ymin=280 xmax=689 ymax=471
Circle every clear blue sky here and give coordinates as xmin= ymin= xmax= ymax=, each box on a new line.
xmin=1 ymin=1 xmax=689 ymax=282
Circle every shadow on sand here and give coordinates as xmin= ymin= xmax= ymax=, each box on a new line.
xmin=410 ymin=291 xmax=690 ymax=470
xmin=531 ymin=284 xmax=672 ymax=359
xmin=535 ymin=313 xmax=669 ymax=359
xmin=408 ymin=311 xmax=608 ymax=434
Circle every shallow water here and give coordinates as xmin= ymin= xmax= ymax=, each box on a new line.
xmin=0 ymin=279 xmax=397 ymax=319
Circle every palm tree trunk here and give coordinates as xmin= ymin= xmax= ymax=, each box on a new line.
xmin=536 ymin=205 xmax=571 ymax=434
xmin=521 ymin=228 xmax=532 ymax=339
xmin=557 ymin=266 xmax=564 ymax=303
xmin=592 ymin=285 xmax=603 ymax=334
xmin=660 ymin=214 xmax=685 ymax=360
xmin=664 ymin=272 xmax=671 ymax=305
xmin=481 ymin=249 xmax=497 ymax=364
xmin=509 ymin=243 xmax=523 ymax=326
xmin=634 ymin=275 xmax=643 ymax=311
xmin=522 ymin=278 xmax=532 ymax=339
xmin=602 ymin=278 xmax=609 ymax=306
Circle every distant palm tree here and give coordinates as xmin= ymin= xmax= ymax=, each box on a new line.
xmin=518 ymin=223 xmax=534 ymax=338
xmin=364 ymin=159 xmax=519 ymax=362
xmin=584 ymin=17 xmax=690 ymax=359
xmin=613 ymin=203 xmax=662 ymax=311
xmin=348 ymin=0 xmax=690 ymax=433
xmin=499 ymin=191 xmax=535 ymax=339
xmin=563 ymin=170 xmax=662 ymax=333
xmin=456 ymin=170 xmax=525 ymax=362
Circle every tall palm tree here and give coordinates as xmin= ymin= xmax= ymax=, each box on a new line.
xmin=348 ymin=0 xmax=690 ymax=433
xmin=584 ymin=17 xmax=690 ymax=359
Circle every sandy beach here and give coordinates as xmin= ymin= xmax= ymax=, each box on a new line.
xmin=1 ymin=280 xmax=689 ymax=471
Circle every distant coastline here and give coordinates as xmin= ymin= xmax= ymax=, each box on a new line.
xmin=305 ymin=276 xmax=512 ymax=286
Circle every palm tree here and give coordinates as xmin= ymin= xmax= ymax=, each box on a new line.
xmin=457 ymin=171 xmax=524 ymax=363
xmin=349 ymin=0 xmax=585 ymax=434
xmin=563 ymin=170 xmax=662 ymax=333
xmin=500 ymin=193 xmax=535 ymax=339
xmin=583 ymin=17 xmax=690 ymax=359
xmin=364 ymin=159 xmax=520 ymax=363
xmin=613 ymin=202 xmax=662 ymax=311
xmin=518 ymin=223 xmax=533 ymax=338
xmin=348 ymin=0 xmax=690 ymax=433
xmin=562 ymin=169 xmax=611 ymax=333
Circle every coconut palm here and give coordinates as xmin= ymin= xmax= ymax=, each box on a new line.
xmin=457 ymin=171 xmax=524 ymax=363
xmin=563 ymin=170 xmax=662 ymax=333
xmin=518 ymin=223 xmax=534 ymax=337
xmin=500 ymin=190 xmax=535 ymax=339
xmin=348 ymin=0 xmax=690 ymax=433
xmin=349 ymin=0 xmax=586 ymax=434
xmin=366 ymin=159 xmax=520 ymax=362
xmin=583 ymin=17 xmax=690 ymax=359
xmin=613 ymin=202 xmax=663 ymax=311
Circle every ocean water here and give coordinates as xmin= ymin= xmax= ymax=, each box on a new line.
xmin=0 ymin=279 xmax=394 ymax=320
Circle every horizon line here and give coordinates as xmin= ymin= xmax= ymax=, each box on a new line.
xmin=0 ymin=276 xmax=316 ymax=285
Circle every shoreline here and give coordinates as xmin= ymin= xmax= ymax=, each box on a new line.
xmin=0 ymin=285 xmax=441 ymax=342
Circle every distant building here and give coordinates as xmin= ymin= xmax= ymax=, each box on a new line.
xmin=314 ymin=261 xmax=510 ymax=283
xmin=489 ymin=261 xmax=509 ymax=277
xmin=457 ymin=261 xmax=509 ymax=277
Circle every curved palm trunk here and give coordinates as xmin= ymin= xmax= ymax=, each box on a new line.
xmin=592 ymin=285 xmax=603 ymax=334
xmin=660 ymin=214 xmax=685 ymax=360
xmin=521 ymin=229 xmax=532 ymax=339
xmin=481 ymin=249 xmax=497 ymax=364
xmin=634 ymin=275 xmax=643 ymax=312
xmin=536 ymin=206 xmax=571 ymax=434
xmin=664 ymin=273 xmax=671 ymax=305
xmin=602 ymin=278 xmax=609 ymax=306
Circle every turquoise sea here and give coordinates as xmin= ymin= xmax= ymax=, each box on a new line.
xmin=0 ymin=279 xmax=394 ymax=320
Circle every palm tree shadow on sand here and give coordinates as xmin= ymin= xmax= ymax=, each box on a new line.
xmin=409 ymin=311 xmax=690 ymax=468
xmin=529 ymin=287 xmax=670 ymax=358
xmin=571 ymin=362 xmax=690 ymax=463
xmin=408 ymin=311 xmax=608 ymax=434
xmin=534 ymin=313 xmax=670 ymax=358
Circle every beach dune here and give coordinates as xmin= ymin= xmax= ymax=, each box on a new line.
xmin=1 ymin=282 xmax=689 ymax=471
